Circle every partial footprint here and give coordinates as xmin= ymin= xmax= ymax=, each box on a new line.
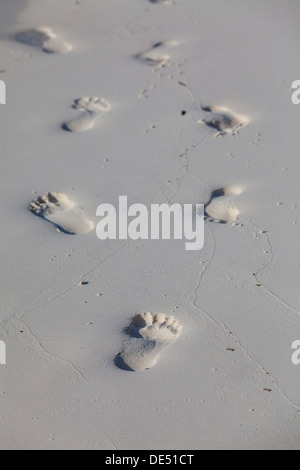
xmin=136 ymin=41 xmax=178 ymax=67
xmin=16 ymin=27 xmax=72 ymax=54
xmin=115 ymin=313 xmax=182 ymax=371
xmin=205 ymin=187 xmax=242 ymax=224
xmin=63 ymin=97 xmax=111 ymax=132
xmin=29 ymin=192 xmax=94 ymax=234
xmin=200 ymin=106 xmax=249 ymax=137
xmin=149 ymin=0 xmax=175 ymax=5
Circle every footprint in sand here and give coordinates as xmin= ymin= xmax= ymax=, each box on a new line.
xmin=205 ymin=187 xmax=242 ymax=224
xmin=115 ymin=313 xmax=182 ymax=371
xmin=16 ymin=27 xmax=72 ymax=54
xmin=29 ymin=192 xmax=94 ymax=234
xmin=149 ymin=0 xmax=175 ymax=4
xmin=136 ymin=41 xmax=178 ymax=67
xmin=200 ymin=106 xmax=249 ymax=137
xmin=63 ymin=97 xmax=111 ymax=132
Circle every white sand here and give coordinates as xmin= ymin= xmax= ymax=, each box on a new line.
xmin=0 ymin=0 xmax=300 ymax=450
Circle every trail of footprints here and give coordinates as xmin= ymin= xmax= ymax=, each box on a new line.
xmin=24 ymin=7 xmax=250 ymax=371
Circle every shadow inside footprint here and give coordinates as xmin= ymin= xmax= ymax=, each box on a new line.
xmin=126 ymin=314 xmax=148 ymax=338
xmin=61 ymin=123 xmax=73 ymax=132
xmin=114 ymin=354 xmax=135 ymax=372
xmin=16 ymin=29 xmax=50 ymax=48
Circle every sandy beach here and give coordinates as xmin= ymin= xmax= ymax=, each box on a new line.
xmin=0 ymin=0 xmax=300 ymax=450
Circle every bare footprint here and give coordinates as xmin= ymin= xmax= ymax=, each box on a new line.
xmin=16 ymin=27 xmax=72 ymax=54
xmin=29 ymin=192 xmax=94 ymax=234
xmin=115 ymin=313 xmax=182 ymax=371
xmin=63 ymin=97 xmax=111 ymax=132
xmin=205 ymin=187 xmax=242 ymax=224
xmin=200 ymin=106 xmax=249 ymax=136
xmin=136 ymin=40 xmax=178 ymax=67
xmin=149 ymin=0 xmax=175 ymax=5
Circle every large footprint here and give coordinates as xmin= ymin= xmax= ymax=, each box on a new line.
xmin=29 ymin=192 xmax=94 ymax=234
xmin=205 ymin=187 xmax=242 ymax=224
xmin=115 ymin=313 xmax=182 ymax=371
xmin=63 ymin=97 xmax=111 ymax=132
xmin=200 ymin=106 xmax=249 ymax=136
xmin=16 ymin=27 xmax=72 ymax=54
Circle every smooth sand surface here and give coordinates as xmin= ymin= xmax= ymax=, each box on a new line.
xmin=0 ymin=0 xmax=300 ymax=450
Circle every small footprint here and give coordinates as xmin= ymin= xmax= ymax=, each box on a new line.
xmin=115 ymin=313 xmax=182 ymax=371
xmin=63 ymin=97 xmax=111 ymax=132
xmin=16 ymin=27 xmax=72 ymax=54
xmin=29 ymin=192 xmax=94 ymax=234
xmin=149 ymin=0 xmax=175 ymax=4
xmin=205 ymin=187 xmax=242 ymax=224
xmin=136 ymin=41 xmax=178 ymax=67
xmin=200 ymin=106 xmax=249 ymax=136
